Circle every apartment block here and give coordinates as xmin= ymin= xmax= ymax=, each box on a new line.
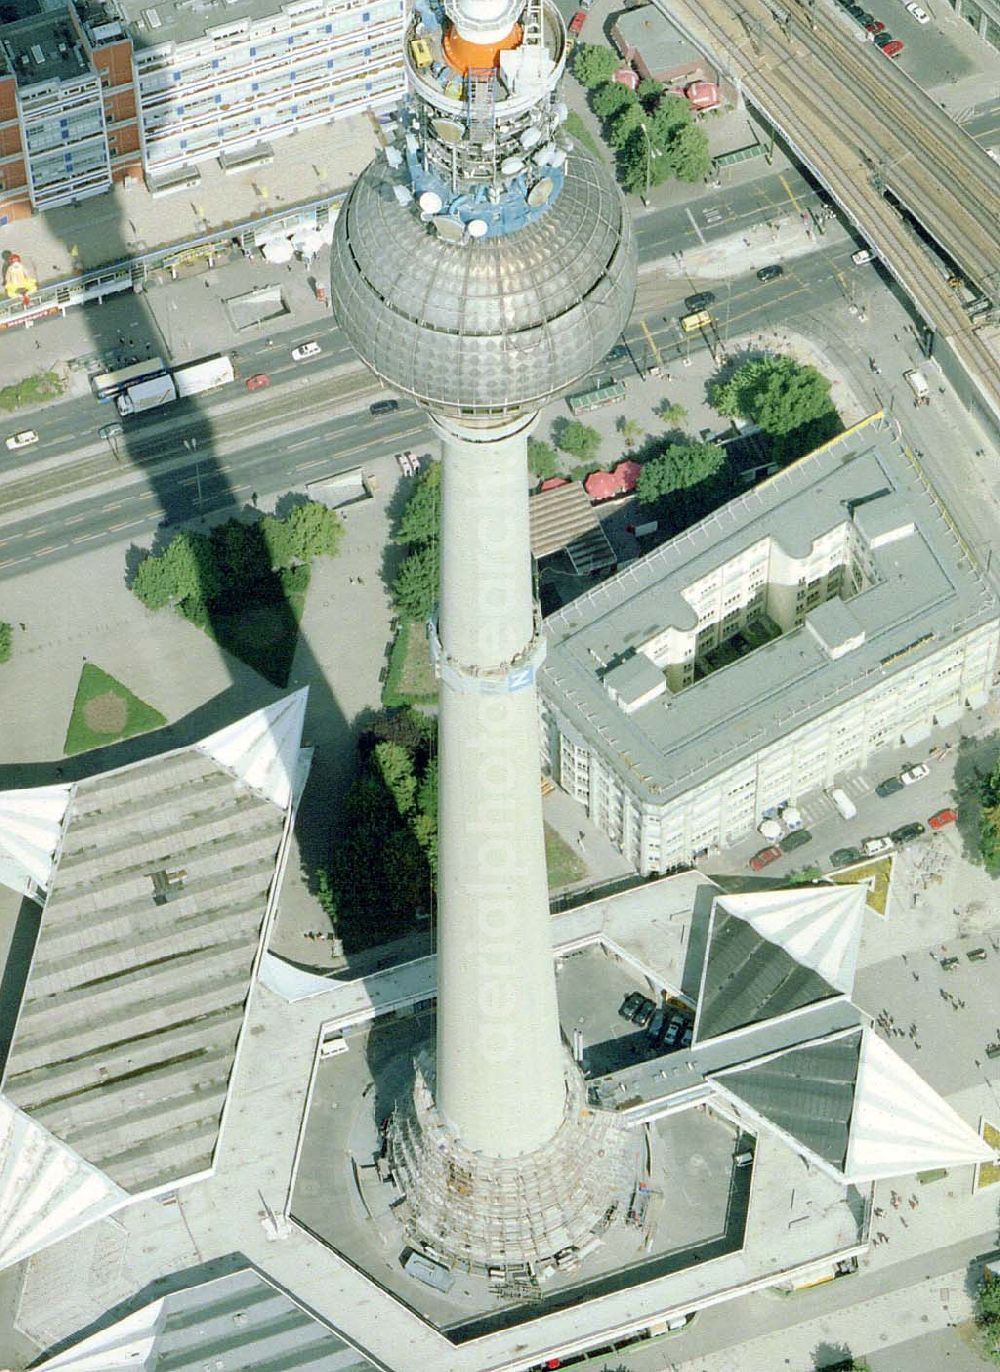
xmin=539 ymin=420 xmax=999 ymax=873
xmin=0 ymin=0 xmax=404 ymax=222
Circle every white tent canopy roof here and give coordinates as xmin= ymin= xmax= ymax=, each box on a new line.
xmin=0 ymin=783 xmax=71 ymax=897
xmin=714 ymin=884 xmax=866 ymax=996
xmin=196 ymin=688 xmax=308 ymax=810
xmin=844 ymin=1030 xmax=996 ymax=1182
xmin=0 ymin=1099 xmax=127 ymax=1273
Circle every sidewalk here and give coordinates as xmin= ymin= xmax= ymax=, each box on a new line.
xmin=0 ymin=113 xmax=380 ymax=288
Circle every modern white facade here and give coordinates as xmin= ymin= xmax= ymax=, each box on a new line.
xmin=540 ymin=420 xmax=1000 ymax=872
xmin=128 ymin=0 xmax=404 ymax=177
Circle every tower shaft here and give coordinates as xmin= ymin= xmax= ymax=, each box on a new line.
xmin=434 ymin=420 xmax=566 ymax=1158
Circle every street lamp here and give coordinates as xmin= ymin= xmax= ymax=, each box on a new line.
xmin=638 ymin=120 xmax=653 ymax=208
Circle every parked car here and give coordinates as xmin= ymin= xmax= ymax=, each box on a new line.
xmin=865 ymin=19 xmax=885 ymax=31
xmin=890 ymin=821 xmax=925 ymax=845
xmin=620 ymin=991 xmax=647 ymax=1021
xmin=646 ymin=1008 xmax=668 ymax=1042
xmin=881 ymin=38 xmax=904 ymax=53
xmin=928 ymin=808 xmax=957 ymax=829
xmin=245 ymin=373 xmax=270 ymax=391
xmin=876 ymin=775 xmax=904 ymax=797
xmin=629 ymin=996 xmax=657 ymax=1027
xmin=605 ymin=343 xmax=629 ymax=362
xmin=780 ymin=828 xmax=813 ymax=853
xmin=900 ymin=762 xmax=930 ymax=785
xmin=685 ymin=291 xmax=716 ymax=311
xmin=370 ymin=398 xmax=400 ymax=416
xmin=568 ymin=8 xmax=588 ymax=36
xmin=757 ymin=264 xmax=784 ymax=282
xmin=660 ymin=1017 xmax=683 ymax=1048
xmin=852 ymin=247 xmax=876 ymax=263
xmin=874 ymin=31 xmax=896 ymax=44
xmin=680 ymin=1025 xmax=693 ymax=1048
xmin=861 ymin=835 xmax=894 ymax=857
xmin=906 ymin=2 xmax=930 ymax=20
xmin=396 ymin=449 xmax=418 ymax=476
xmin=291 ymin=340 xmax=321 ymax=361
xmin=5 ymin=429 xmax=38 ymax=450
xmin=750 ymin=845 xmax=782 ymax=870
xmin=831 ymin=846 xmax=862 ymax=868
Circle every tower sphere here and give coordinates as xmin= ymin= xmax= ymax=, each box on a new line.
xmin=330 ymin=152 xmax=636 ymax=419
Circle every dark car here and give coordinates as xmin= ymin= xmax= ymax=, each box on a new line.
xmin=780 ymin=828 xmax=813 ymax=853
xmin=830 ymin=846 xmax=862 ymax=868
xmin=890 ymin=821 xmax=925 ymax=846
xmin=874 ymin=31 xmax=895 ymax=45
xmin=619 ymin=991 xmax=647 ymax=1021
xmin=370 ymin=398 xmax=400 ymax=416
xmin=646 ymin=1008 xmax=668 ymax=1041
xmin=684 ymin=291 xmax=716 ymax=311
xmin=875 ymin=775 xmax=904 ymax=797
xmin=750 ymin=845 xmax=782 ymax=871
xmin=629 ymin=996 xmax=657 ymax=1027
xmin=605 ymin=343 xmax=629 ymax=362
xmin=757 ymin=264 xmax=784 ymax=282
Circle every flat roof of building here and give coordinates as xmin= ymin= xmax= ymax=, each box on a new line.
xmin=0 ymin=9 xmax=93 ymax=87
xmin=540 ymin=418 xmax=999 ymax=805
xmin=612 ymin=4 xmax=702 ymax=72
xmin=87 ymin=0 xmax=401 ymax=52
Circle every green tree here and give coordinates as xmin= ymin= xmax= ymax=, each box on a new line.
xmin=617 ymin=416 xmax=643 ymax=449
xmin=656 ymin=399 xmax=688 ymax=426
xmin=393 ymin=542 xmax=439 ymax=620
xmin=637 ymin=440 xmax=726 ymax=505
xmin=592 ymin=81 xmax=635 ymax=121
xmin=609 ymin=101 xmax=644 ymax=150
xmin=665 ymin=121 xmax=712 ymax=182
xmin=975 ymin=1274 xmax=1000 ymax=1364
xmin=132 ymin=531 xmax=220 ymax=612
xmin=710 ymin=355 xmax=842 ymax=461
xmin=636 ymin=77 xmax=665 ymax=108
xmin=649 ymin=93 xmax=692 ymax=141
xmin=527 ymin=437 xmax=560 ymax=480
xmin=573 ymin=43 xmax=619 ymax=88
xmin=553 ymin=418 xmax=602 ymax=462
xmin=282 ymin=500 xmax=343 ymax=563
xmin=0 ymin=622 xmax=11 ymax=664
xmin=980 ymin=757 xmax=1000 ymax=875
xmin=395 ymin=461 xmax=442 ymax=546
xmin=374 ymin=740 xmax=417 ymax=817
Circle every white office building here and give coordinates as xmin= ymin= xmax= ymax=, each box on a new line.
xmin=540 ymin=418 xmax=999 ymax=872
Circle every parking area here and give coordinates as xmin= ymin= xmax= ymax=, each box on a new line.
xmin=825 ymin=0 xmax=983 ymax=83
xmin=711 ymin=713 xmax=998 ymax=882
xmin=556 ymin=945 xmax=695 ymax=1079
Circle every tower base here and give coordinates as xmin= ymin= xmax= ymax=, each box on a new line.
xmin=388 ymin=1054 xmax=638 ymax=1280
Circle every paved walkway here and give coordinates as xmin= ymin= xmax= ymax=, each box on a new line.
xmin=1 ymin=114 xmax=380 ymax=287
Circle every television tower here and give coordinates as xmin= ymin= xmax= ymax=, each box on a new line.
xmin=330 ymin=0 xmax=637 ymax=1275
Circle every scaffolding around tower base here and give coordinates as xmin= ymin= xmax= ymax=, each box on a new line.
xmin=388 ymin=1052 xmax=638 ymax=1279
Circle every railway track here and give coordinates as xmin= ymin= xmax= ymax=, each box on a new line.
xmin=658 ymin=0 xmax=1000 ymax=420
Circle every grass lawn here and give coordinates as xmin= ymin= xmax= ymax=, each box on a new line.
xmin=827 ymin=856 xmax=893 ymax=915
xmin=545 ymin=822 xmax=587 ymax=889
xmin=0 ymin=370 xmax=63 ymax=413
xmin=976 ymin=1121 xmax=1000 ymax=1190
xmin=64 ymin=664 xmax=166 ymax=756
xmin=564 ymin=110 xmax=605 ymax=164
xmin=383 ymin=618 xmax=438 ymax=707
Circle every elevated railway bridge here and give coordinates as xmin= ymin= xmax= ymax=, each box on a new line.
xmin=658 ymin=0 xmax=1000 ymax=428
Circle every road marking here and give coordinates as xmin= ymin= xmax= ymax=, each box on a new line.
xmin=64 ymin=512 xmax=88 ymax=525
xmin=685 ymin=206 xmax=707 ymax=245
xmin=36 ymin=545 xmax=66 ymax=556
xmin=779 ymin=173 xmax=806 ymax=219
xmin=72 ymin=532 xmax=102 ymax=543
xmin=108 ymin=520 xmax=131 ymax=531
xmin=0 ymin=555 xmax=31 ymax=568
xmin=102 ymin=501 xmax=123 ymax=511
xmin=295 ymin=457 xmax=336 ymax=471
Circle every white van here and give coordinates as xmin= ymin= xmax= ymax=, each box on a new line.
xmin=829 ymin=788 xmax=857 ymax=821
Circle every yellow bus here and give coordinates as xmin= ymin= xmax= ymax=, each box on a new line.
xmin=680 ymin=309 xmax=712 ymax=333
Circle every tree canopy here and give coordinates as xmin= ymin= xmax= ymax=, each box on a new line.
xmin=711 ymin=354 xmax=842 ymax=462
xmin=0 ymin=622 xmax=12 ymax=664
xmin=591 ymin=81 xmax=634 ymax=120
xmin=573 ymin=43 xmax=620 ymax=88
xmin=527 ymin=437 xmax=561 ymax=480
xmin=637 ymin=440 xmax=727 ymax=505
xmin=553 ymin=418 xmax=602 ymax=462
xmin=979 ymin=757 xmax=1000 ymax=875
xmin=975 ymin=1273 xmax=1000 ymax=1364
xmin=395 ymin=459 xmax=441 ymax=546
xmin=393 ymin=541 xmax=439 ymax=620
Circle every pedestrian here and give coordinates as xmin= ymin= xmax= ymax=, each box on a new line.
xmin=34 ymin=339 xmax=40 ymax=350
xmin=19 ymin=622 xmax=25 ymax=631
xmin=911 ymin=971 xmax=919 ymax=981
